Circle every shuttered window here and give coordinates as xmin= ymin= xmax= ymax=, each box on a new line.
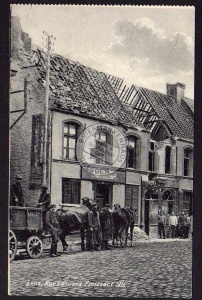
xmin=31 ymin=114 xmax=44 ymax=176
xmin=125 ymin=185 xmax=139 ymax=223
xmin=62 ymin=178 xmax=80 ymax=204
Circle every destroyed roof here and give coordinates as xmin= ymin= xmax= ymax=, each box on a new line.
xmin=107 ymin=75 xmax=194 ymax=141
xmin=34 ymin=49 xmax=143 ymax=129
xmin=181 ymin=97 xmax=194 ymax=117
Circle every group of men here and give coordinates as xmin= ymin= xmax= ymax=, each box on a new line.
xmin=10 ymin=175 xmax=112 ymax=256
xmin=157 ymin=210 xmax=193 ymax=239
xmin=81 ymin=197 xmax=112 ymax=251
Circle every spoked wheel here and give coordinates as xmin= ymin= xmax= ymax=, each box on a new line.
xmin=26 ymin=236 xmax=43 ymax=259
xmin=9 ymin=230 xmax=17 ymax=262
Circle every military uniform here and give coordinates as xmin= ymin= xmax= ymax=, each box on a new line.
xmin=92 ymin=206 xmax=102 ymax=250
xmin=80 ymin=197 xmax=93 ymax=251
xmin=100 ymin=208 xmax=112 ymax=250
xmin=10 ymin=176 xmax=24 ymax=207
xmin=45 ymin=205 xmax=61 ymax=257
xmin=37 ymin=186 xmax=51 ymax=230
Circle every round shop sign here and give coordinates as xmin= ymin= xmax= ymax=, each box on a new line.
xmin=76 ymin=124 xmax=127 ymax=177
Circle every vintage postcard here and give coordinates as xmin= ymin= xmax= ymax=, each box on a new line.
xmin=9 ymin=4 xmax=194 ymax=297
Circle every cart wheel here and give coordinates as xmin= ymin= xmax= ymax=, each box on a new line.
xmin=26 ymin=236 xmax=43 ymax=259
xmin=9 ymin=230 xmax=17 ymax=262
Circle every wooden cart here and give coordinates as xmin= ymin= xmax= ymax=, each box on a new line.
xmin=9 ymin=206 xmax=44 ymax=262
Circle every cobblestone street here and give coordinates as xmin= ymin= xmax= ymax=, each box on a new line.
xmin=9 ymin=239 xmax=192 ymax=298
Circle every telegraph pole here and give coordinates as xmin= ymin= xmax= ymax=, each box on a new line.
xmin=42 ymin=31 xmax=56 ymax=186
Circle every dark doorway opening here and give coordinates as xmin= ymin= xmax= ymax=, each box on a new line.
xmin=145 ymin=200 xmax=150 ymax=236
xmin=94 ymin=182 xmax=113 ymax=209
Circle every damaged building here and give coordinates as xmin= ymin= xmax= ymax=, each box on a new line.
xmin=10 ymin=16 xmax=193 ymax=237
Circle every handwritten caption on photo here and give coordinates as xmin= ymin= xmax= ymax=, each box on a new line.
xmin=26 ymin=280 xmax=126 ymax=288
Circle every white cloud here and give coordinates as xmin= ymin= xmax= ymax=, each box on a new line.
xmin=109 ymin=18 xmax=194 ymax=74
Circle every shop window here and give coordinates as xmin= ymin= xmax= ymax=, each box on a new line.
xmin=148 ymin=141 xmax=155 ymax=171
xmin=184 ymin=147 xmax=193 ymax=177
xmin=63 ymin=123 xmax=78 ymax=160
xmin=165 ymin=146 xmax=171 ymax=174
xmin=127 ymin=135 xmax=140 ymax=169
xmin=62 ymin=178 xmax=80 ymax=204
xmin=183 ymin=191 xmax=193 ymax=215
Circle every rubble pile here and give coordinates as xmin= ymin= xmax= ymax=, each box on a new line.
xmin=133 ymin=227 xmax=152 ymax=241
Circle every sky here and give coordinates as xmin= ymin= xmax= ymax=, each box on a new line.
xmin=11 ymin=5 xmax=195 ymax=99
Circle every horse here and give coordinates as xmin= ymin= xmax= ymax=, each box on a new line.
xmin=56 ymin=200 xmax=96 ymax=252
xmin=112 ymin=204 xmax=135 ymax=247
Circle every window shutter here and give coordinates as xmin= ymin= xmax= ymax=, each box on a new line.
xmin=31 ymin=114 xmax=44 ymax=176
xmin=132 ymin=186 xmax=139 ymax=209
xmin=62 ymin=178 xmax=80 ymax=204
xmin=72 ymin=179 xmax=80 ymax=204
xmin=125 ymin=185 xmax=133 ymax=206
xmin=62 ymin=179 xmax=72 ymax=204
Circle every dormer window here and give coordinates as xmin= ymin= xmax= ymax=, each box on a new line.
xmin=184 ymin=147 xmax=193 ymax=177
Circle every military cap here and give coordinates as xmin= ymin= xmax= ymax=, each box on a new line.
xmin=15 ymin=174 xmax=22 ymax=180
xmin=41 ymin=185 xmax=48 ymax=190
xmin=82 ymin=197 xmax=90 ymax=204
xmin=49 ymin=204 xmax=56 ymax=209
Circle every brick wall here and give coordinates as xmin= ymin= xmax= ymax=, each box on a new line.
xmin=10 ymin=17 xmax=46 ymax=206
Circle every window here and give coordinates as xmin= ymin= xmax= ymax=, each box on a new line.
xmin=127 ymin=136 xmax=140 ymax=169
xmin=62 ymin=178 xmax=80 ymax=204
xmin=148 ymin=142 xmax=155 ymax=171
xmin=165 ymin=146 xmax=171 ymax=174
xmin=94 ymin=131 xmax=113 ymax=165
xmin=184 ymin=148 xmax=193 ymax=176
xmin=63 ymin=123 xmax=77 ymax=160
xmin=183 ymin=191 xmax=193 ymax=215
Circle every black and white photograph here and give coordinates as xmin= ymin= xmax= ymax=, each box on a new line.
xmin=9 ymin=4 xmax=194 ymax=297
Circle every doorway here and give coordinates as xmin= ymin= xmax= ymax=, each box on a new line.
xmin=94 ymin=182 xmax=113 ymax=209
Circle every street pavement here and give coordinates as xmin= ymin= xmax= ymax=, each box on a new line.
xmin=9 ymin=239 xmax=192 ymax=298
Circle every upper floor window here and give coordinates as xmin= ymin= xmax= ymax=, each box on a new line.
xmin=184 ymin=147 xmax=193 ymax=177
xmin=165 ymin=146 xmax=171 ymax=174
xmin=127 ymin=135 xmax=140 ymax=169
xmin=148 ymin=141 xmax=155 ymax=172
xmin=63 ymin=123 xmax=78 ymax=160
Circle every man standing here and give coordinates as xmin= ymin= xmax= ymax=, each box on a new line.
xmin=157 ymin=210 xmax=166 ymax=239
xmin=100 ymin=207 xmax=112 ymax=250
xmin=80 ymin=197 xmax=93 ymax=251
xmin=91 ymin=204 xmax=102 ymax=251
xmin=169 ymin=211 xmax=177 ymax=238
xmin=45 ymin=204 xmax=61 ymax=257
xmin=178 ymin=212 xmax=187 ymax=239
xmin=10 ymin=175 xmax=24 ymax=206
xmin=37 ymin=185 xmax=51 ymax=231
xmin=185 ymin=213 xmax=190 ymax=238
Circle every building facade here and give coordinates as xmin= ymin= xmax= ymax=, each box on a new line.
xmin=10 ymin=17 xmax=194 ymax=236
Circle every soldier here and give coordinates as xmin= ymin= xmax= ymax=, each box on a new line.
xmin=10 ymin=175 xmax=24 ymax=206
xmin=157 ymin=210 xmax=166 ymax=239
xmin=91 ymin=204 xmax=102 ymax=251
xmin=37 ymin=185 xmax=51 ymax=233
xmin=45 ymin=204 xmax=61 ymax=257
xmin=80 ymin=197 xmax=93 ymax=251
xmin=100 ymin=207 xmax=112 ymax=250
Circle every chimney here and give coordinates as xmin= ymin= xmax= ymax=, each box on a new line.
xmin=11 ymin=16 xmax=32 ymax=59
xmin=166 ymin=82 xmax=185 ymax=105
xmin=11 ymin=16 xmax=24 ymax=59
